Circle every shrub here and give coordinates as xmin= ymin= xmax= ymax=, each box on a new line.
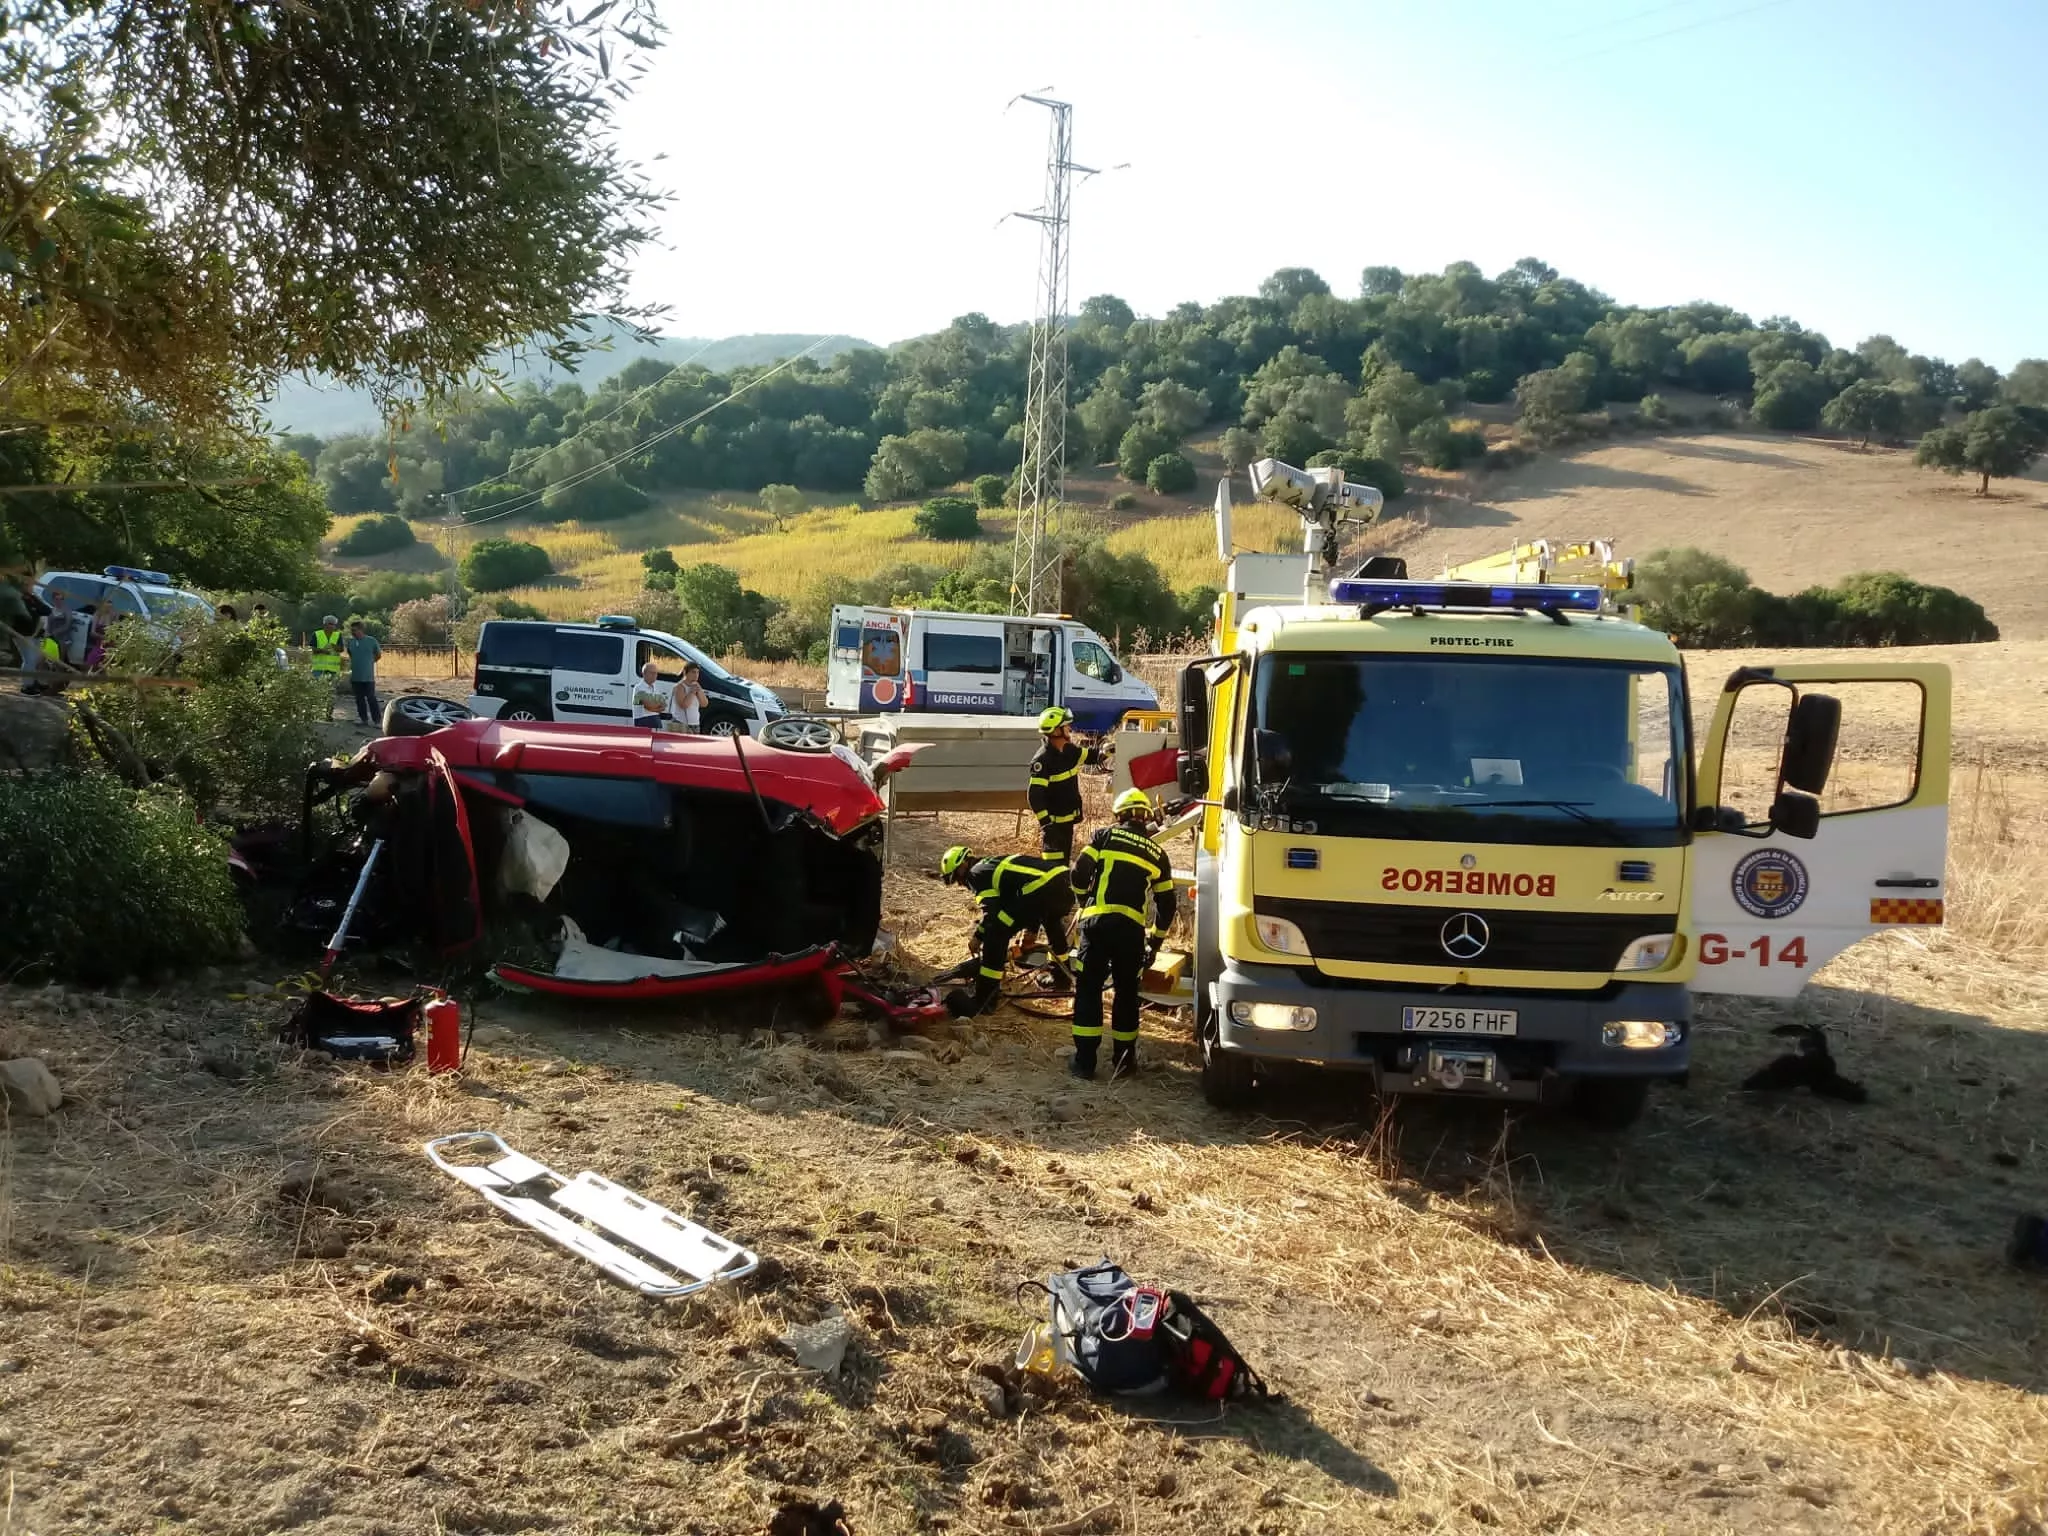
xmin=1637 ymin=393 xmax=1674 ymax=428
xmin=461 ymin=538 xmax=552 ymax=592
xmin=348 ymin=571 xmax=443 ymax=615
xmin=1634 ymin=547 xmax=1999 ymax=647
xmin=0 ymin=774 xmax=245 ymax=981
xmin=1116 ymin=422 xmax=1177 ymax=482
xmin=641 ymin=547 xmax=679 ymax=590
xmin=88 ymin=614 xmax=332 ymax=817
xmin=1145 ymin=452 xmax=1197 ymax=494
xmin=1108 ymin=491 xmax=1139 ymax=511
xmin=1409 ymin=419 xmax=1487 ymax=471
xmin=334 ymin=513 xmax=417 ymax=558
xmin=1701 ymin=404 xmax=1738 ymax=430
xmin=389 ymin=594 xmax=454 ymax=647
xmin=972 ymin=473 xmax=1008 ymax=508
xmin=912 ymin=495 xmax=981 ymax=541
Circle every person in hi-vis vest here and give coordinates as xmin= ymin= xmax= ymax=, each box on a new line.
xmin=309 ymin=613 xmax=345 ymax=716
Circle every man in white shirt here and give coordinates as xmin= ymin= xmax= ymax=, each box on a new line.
xmin=631 ymin=661 xmax=671 ymax=730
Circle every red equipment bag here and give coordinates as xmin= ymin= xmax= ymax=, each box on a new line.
xmin=1125 ymin=747 xmax=1181 ymax=793
xmin=281 ymin=989 xmax=424 ymax=1065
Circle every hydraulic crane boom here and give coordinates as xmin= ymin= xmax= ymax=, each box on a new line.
xmin=1440 ymin=539 xmax=1634 ymax=608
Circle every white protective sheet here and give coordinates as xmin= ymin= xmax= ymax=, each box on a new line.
xmin=498 ymin=808 xmax=572 ymax=902
xmin=551 ymin=917 xmax=742 ymax=983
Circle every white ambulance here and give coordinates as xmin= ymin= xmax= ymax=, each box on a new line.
xmin=824 ymin=606 xmax=1157 ymax=731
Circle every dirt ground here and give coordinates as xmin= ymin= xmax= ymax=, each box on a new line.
xmin=4 ymin=765 xmax=2046 ymax=1536
xmin=1384 ymin=435 xmax=2048 ymax=641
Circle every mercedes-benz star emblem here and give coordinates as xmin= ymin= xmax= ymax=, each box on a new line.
xmin=1440 ymin=912 xmax=1490 ymax=960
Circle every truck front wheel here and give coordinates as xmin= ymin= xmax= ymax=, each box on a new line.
xmin=1198 ymin=996 xmax=1257 ymax=1108
xmin=1569 ymin=1076 xmax=1650 ymax=1130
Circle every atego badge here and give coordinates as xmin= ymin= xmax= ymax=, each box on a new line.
xmin=1731 ymin=849 xmax=1810 ymax=919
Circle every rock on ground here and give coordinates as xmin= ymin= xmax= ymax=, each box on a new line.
xmin=0 ymin=1058 xmax=61 ymax=1117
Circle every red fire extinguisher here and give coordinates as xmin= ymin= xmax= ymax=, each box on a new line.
xmin=423 ymin=993 xmax=463 ymax=1074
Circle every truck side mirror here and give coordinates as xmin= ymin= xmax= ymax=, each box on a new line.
xmin=1107 ymin=663 xmax=1122 ymax=683
xmin=1176 ymin=751 xmax=1208 ymax=795
xmin=1178 ymin=661 xmax=1210 ymax=752
xmin=1254 ymin=729 xmax=1292 ymax=782
xmin=1780 ymin=692 xmax=1840 ymax=795
xmin=1769 ymin=790 xmax=1821 ymax=840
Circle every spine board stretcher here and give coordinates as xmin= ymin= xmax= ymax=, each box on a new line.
xmin=426 ymin=1131 xmax=759 ymax=1298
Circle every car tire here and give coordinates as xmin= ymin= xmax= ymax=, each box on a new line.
xmin=1569 ymin=1076 xmax=1651 ymax=1130
xmin=380 ymin=695 xmax=477 ymax=737
xmin=703 ymin=717 xmax=744 ymax=739
xmin=503 ymin=708 xmax=540 ymax=722
xmin=761 ymin=716 xmax=837 ymax=752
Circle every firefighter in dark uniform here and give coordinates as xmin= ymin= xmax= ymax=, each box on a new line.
xmin=939 ymin=845 xmax=1074 ymax=1014
xmin=1027 ymin=706 xmax=1109 ymax=860
xmin=1068 ymin=788 xmax=1176 ymax=1079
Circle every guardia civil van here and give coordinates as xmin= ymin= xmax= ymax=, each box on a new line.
xmin=1179 ymin=462 xmax=1950 ymax=1126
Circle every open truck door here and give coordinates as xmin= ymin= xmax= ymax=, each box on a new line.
xmin=1689 ymin=662 xmax=1950 ymax=997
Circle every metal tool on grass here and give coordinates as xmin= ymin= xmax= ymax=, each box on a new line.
xmin=319 ymin=838 xmax=384 ymax=977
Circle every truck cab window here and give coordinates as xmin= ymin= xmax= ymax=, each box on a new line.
xmin=1249 ymin=653 xmax=1688 ymax=847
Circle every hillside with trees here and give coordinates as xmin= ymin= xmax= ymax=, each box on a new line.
xmin=292 ymin=260 xmax=2048 ymax=534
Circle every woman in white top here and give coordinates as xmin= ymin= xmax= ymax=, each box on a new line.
xmin=673 ymin=663 xmax=708 ymax=734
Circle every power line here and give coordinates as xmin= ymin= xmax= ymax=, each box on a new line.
xmin=1547 ymin=0 xmax=1710 ymax=48
xmin=438 ymin=334 xmax=726 ymax=502
xmin=446 ymin=335 xmax=845 ymax=530
xmin=1557 ymin=0 xmax=1796 ymax=65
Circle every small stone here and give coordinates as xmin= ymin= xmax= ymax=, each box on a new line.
xmin=747 ymin=1096 xmax=782 ymax=1113
xmin=709 ymin=1152 xmax=752 ymax=1173
xmin=0 ymin=1058 xmax=62 ymax=1118
xmin=0 ymin=1359 xmax=23 ymax=1374
xmin=1150 ymin=1471 xmax=1178 ymax=1498
xmin=311 ymin=1235 xmax=349 ymax=1260
xmin=967 ymin=1375 xmax=1008 ymax=1418
xmin=1046 ymin=1097 xmax=1079 ymax=1124
xmin=472 ymin=1025 xmax=513 ymax=1046
xmin=538 ymin=1060 xmax=568 ymax=1076
xmin=780 ymin=1312 xmax=855 ymax=1377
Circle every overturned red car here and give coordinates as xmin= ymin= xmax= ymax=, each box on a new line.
xmin=265 ymin=715 xmax=927 ymax=1011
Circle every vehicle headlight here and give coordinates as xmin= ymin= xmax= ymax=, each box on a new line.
xmin=1230 ymin=1001 xmax=1317 ymax=1031
xmin=1253 ymin=915 xmax=1310 ymax=956
xmin=1615 ymin=933 xmax=1677 ymax=972
xmin=1602 ymin=1019 xmax=1680 ymax=1049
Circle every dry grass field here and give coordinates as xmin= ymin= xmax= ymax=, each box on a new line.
xmin=6 ymin=436 xmax=2046 ymax=1535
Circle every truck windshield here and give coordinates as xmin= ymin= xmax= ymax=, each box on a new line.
xmin=1248 ymin=652 xmax=1687 ymax=847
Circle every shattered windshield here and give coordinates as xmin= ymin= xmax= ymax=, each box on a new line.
xmin=1248 ymin=652 xmax=1687 ymax=847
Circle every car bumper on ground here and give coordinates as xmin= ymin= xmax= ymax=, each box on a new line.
xmin=1212 ymin=958 xmax=1690 ymax=1102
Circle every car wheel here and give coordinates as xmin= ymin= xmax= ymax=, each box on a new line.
xmin=380 ymin=695 xmax=477 ymax=737
xmin=703 ymin=717 xmax=744 ymax=738
xmin=1569 ymin=1076 xmax=1651 ymax=1130
xmin=504 ymin=708 xmax=540 ymax=722
xmin=761 ymin=716 xmax=837 ymax=752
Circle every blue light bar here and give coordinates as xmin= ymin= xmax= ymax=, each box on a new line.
xmin=104 ymin=564 xmax=174 ymax=586
xmin=1329 ymin=578 xmax=1605 ymax=613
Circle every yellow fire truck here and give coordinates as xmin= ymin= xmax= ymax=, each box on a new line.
xmin=1178 ymin=461 xmax=1950 ymax=1126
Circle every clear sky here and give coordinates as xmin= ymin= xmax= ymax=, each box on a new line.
xmin=616 ymin=0 xmax=2047 ymax=368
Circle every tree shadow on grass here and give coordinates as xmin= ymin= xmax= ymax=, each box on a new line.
xmin=1652 ymin=437 xmax=1816 ymax=470
xmin=1493 ymin=455 xmax=1713 ymax=501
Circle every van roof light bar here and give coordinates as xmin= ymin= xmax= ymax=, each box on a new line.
xmin=104 ymin=564 xmax=174 ymax=586
xmin=1328 ymin=577 xmax=1605 ymax=619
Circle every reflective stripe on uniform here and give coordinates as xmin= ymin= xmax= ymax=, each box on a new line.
xmin=979 ymin=966 xmax=1004 ymax=980
xmin=1083 ymin=902 xmax=1149 ymax=925
xmin=1071 ymin=1022 xmax=1103 ymax=1039
xmin=1043 ymin=764 xmax=1082 ymax=784
xmin=1110 ymin=1028 xmax=1139 ymax=1043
